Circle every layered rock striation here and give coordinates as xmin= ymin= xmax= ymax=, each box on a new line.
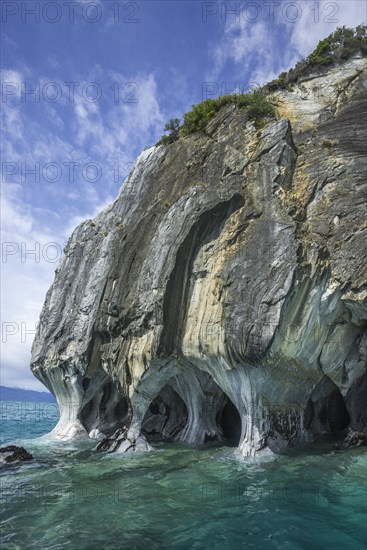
xmin=31 ymin=56 xmax=367 ymax=456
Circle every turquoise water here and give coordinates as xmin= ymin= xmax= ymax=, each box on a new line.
xmin=1 ymin=401 xmax=366 ymax=549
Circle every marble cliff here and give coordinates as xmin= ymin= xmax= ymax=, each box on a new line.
xmin=31 ymin=55 xmax=367 ymax=456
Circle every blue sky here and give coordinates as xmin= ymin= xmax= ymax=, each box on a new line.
xmin=1 ymin=0 xmax=366 ymax=390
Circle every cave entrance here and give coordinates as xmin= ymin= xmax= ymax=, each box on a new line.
xmin=345 ymin=372 xmax=367 ymax=433
xmin=304 ymin=376 xmax=350 ymax=435
xmin=142 ymin=384 xmax=188 ymax=442
xmin=217 ymin=397 xmax=242 ymax=447
xmin=141 ymin=371 xmax=243 ymax=448
xmin=80 ymin=381 xmax=129 ymax=436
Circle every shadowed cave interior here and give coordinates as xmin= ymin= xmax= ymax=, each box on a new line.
xmin=142 ymin=385 xmax=189 ymax=442
xmin=141 ymin=381 xmax=242 ymax=447
xmin=304 ymin=376 xmax=350 ymax=435
xmin=218 ymin=399 xmax=242 ymax=446
xmin=77 ymin=366 xmax=367 ymax=449
xmin=80 ymin=381 xmax=129 ymax=436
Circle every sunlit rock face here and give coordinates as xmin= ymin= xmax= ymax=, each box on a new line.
xmin=31 ymin=55 xmax=367 ymax=456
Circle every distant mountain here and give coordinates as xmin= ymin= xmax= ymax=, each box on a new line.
xmin=0 ymin=386 xmax=56 ymax=403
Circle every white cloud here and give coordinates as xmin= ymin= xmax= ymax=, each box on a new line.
xmin=289 ymin=0 xmax=367 ymax=57
xmin=207 ymin=18 xmax=295 ymax=86
xmin=207 ymin=0 xmax=366 ymax=86
xmin=1 ymin=63 xmax=166 ymax=391
xmin=0 ymin=181 xmax=115 ymax=391
xmin=1 ymin=69 xmax=23 ymax=94
xmin=72 ymin=71 xmax=164 ymax=158
xmin=1 ymin=184 xmax=63 ymax=391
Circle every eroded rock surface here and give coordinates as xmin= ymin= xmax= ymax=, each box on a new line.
xmin=0 ymin=446 xmax=33 ymax=465
xmin=333 ymin=428 xmax=367 ymax=450
xmin=31 ymin=56 xmax=367 ymax=456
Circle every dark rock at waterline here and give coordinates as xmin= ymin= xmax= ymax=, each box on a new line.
xmin=93 ymin=428 xmax=127 ymax=453
xmin=333 ymin=429 xmax=367 ymax=450
xmin=93 ymin=428 xmax=152 ymax=453
xmin=0 ymin=445 xmax=34 ymax=464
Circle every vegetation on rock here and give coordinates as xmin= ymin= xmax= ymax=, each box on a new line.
xmin=156 ymin=91 xmax=275 ymax=145
xmin=265 ymin=24 xmax=366 ymax=92
xmin=157 ymin=25 xmax=367 ymax=146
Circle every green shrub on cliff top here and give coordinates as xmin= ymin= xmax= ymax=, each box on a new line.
xmin=181 ymin=98 xmax=220 ymax=134
xmin=157 ymin=25 xmax=366 ymax=145
xmin=180 ymin=90 xmax=275 ymax=134
xmin=156 ymin=90 xmax=275 ymax=144
xmin=156 ymin=118 xmax=181 ymax=145
xmin=309 ymin=24 xmax=367 ymax=64
xmin=234 ymin=90 xmax=275 ymax=123
xmin=265 ymin=24 xmax=366 ymax=92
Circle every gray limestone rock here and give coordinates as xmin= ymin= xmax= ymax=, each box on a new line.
xmin=31 ymin=56 xmax=367 ymax=456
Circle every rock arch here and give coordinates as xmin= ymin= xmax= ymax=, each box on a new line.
xmin=79 ymin=380 xmax=129 ymax=438
xmin=99 ymin=363 xmax=246 ymax=452
xmin=304 ymin=375 xmax=350 ymax=435
xmin=141 ymin=384 xmax=188 ymax=441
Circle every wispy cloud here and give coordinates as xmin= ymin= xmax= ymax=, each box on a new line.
xmin=1 ymin=184 xmax=63 ymax=390
xmin=1 ymin=62 xmax=165 ymax=389
xmin=207 ymin=0 xmax=366 ymax=86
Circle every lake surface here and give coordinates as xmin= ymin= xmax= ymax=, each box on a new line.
xmin=1 ymin=401 xmax=366 ymax=549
